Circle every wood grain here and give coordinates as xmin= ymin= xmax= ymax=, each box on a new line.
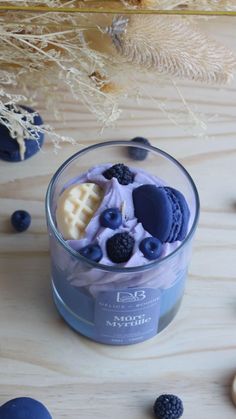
xmin=0 ymin=17 xmax=236 ymax=419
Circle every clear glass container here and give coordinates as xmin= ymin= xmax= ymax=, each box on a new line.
xmin=45 ymin=141 xmax=200 ymax=345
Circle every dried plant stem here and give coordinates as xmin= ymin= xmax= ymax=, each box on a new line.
xmin=110 ymin=15 xmax=236 ymax=84
xmin=0 ymin=0 xmax=235 ymax=157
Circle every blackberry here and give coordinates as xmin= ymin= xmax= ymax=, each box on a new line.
xmin=153 ymin=394 xmax=184 ymax=419
xmin=106 ymin=232 xmax=134 ymax=263
xmin=128 ymin=137 xmax=151 ymax=161
xmin=103 ymin=163 xmax=134 ymax=185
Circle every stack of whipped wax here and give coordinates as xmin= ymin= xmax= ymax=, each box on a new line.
xmin=55 ymin=162 xmax=190 ymax=267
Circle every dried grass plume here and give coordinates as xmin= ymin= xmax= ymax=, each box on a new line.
xmin=109 ymin=14 xmax=236 ymax=84
xmin=0 ymin=0 xmax=236 ymax=155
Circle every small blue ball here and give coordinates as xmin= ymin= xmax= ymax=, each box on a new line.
xmin=100 ymin=208 xmax=122 ymax=230
xmin=128 ymin=137 xmax=151 ymax=161
xmin=139 ymin=237 xmax=162 ymax=260
xmin=11 ymin=210 xmax=31 ymax=232
xmin=0 ymin=397 xmax=52 ymax=419
xmin=106 ymin=232 xmax=134 ymax=263
xmin=79 ymin=243 xmax=103 ymax=262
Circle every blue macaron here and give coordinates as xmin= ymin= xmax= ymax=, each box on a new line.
xmin=0 ymin=105 xmax=44 ymax=162
xmin=132 ymin=185 xmax=190 ymax=243
xmin=0 ymin=397 xmax=52 ymax=419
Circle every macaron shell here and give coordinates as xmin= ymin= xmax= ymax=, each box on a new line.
xmin=168 ymin=187 xmax=190 ymax=241
xmin=0 ymin=397 xmax=52 ymax=419
xmin=132 ymin=184 xmax=173 ymax=243
xmin=163 ymin=187 xmax=183 ymax=243
xmin=133 ymin=184 xmax=190 ymax=244
xmin=0 ymin=105 xmax=44 ymax=162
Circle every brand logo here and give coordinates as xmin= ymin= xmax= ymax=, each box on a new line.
xmin=116 ymin=290 xmax=146 ymax=303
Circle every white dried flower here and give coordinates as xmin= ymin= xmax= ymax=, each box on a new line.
xmin=0 ymin=0 xmax=236 ymax=148
xmin=110 ymin=14 xmax=236 ymax=84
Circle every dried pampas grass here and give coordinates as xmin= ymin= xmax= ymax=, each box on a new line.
xmin=121 ymin=0 xmax=236 ymax=10
xmin=110 ymin=15 xmax=236 ymax=84
xmin=179 ymin=0 xmax=236 ymax=11
xmin=121 ymin=0 xmax=158 ymax=7
xmin=0 ymin=5 xmax=124 ymax=154
xmin=0 ymin=0 xmax=236 ymax=156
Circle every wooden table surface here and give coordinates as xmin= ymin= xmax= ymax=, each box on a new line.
xmin=0 ymin=17 xmax=236 ymax=419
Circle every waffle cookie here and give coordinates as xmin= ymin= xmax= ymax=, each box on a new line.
xmin=56 ymin=182 xmax=104 ymax=240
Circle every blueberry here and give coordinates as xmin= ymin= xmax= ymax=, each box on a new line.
xmin=153 ymin=394 xmax=184 ymax=419
xmin=0 ymin=397 xmax=52 ymax=419
xmin=106 ymin=232 xmax=134 ymax=263
xmin=100 ymin=208 xmax=122 ymax=230
xmin=103 ymin=163 xmax=134 ymax=185
xmin=128 ymin=137 xmax=151 ymax=161
xmin=79 ymin=243 xmax=103 ymax=263
xmin=11 ymin=210 xmax=31 ymax=232
xmin=139 ymin=237 xmax=162 ymax=260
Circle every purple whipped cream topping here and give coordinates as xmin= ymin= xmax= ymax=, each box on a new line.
xmin=62 ymin=163 xmax=180 ymax=267
xmin=52 ymin=163 xmax=194 ymax=295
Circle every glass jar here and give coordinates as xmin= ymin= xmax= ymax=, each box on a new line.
xmin=45 ymin=141 xmax=200 ymax=345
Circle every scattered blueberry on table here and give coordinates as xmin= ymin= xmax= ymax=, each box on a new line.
xmin=11 ymin=210 xmax=31 ymax=232
xmin=128 ymin=136 xmax=151 ymax=161
xmin=0 ymin=105 xmax=44 ymax=162
xmin=0 ymin=397 xmax=52 ymax=419
xmin=100 ymin=208 xmax=122 ymax=230
xmin=79 ymin=243 xmax=103 ymax=263
xmin=153 ymin=394 xmax=184 ymax=419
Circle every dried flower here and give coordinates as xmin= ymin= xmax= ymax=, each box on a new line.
xmin=110 ymin=14 xmax=236 ymax=84
xmin=122 ymin=0 xmax=236 ymax=10
xmin=0 ymin=0 xmax=236 ymax=150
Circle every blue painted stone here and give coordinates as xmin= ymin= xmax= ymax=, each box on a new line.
xmin=0 ymin=397 xmax=52 ymax=419
xmin=0 ymin=105 xmax=44 ymax=162
xmin=133 ymin=185 xmax=190 ymax=243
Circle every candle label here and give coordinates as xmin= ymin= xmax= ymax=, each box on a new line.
xmin=95 ymin=288 xmax=161 ymax=345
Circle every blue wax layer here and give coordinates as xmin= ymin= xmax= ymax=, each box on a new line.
xmin=51 ymin=262 xmax=187 ymax=345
